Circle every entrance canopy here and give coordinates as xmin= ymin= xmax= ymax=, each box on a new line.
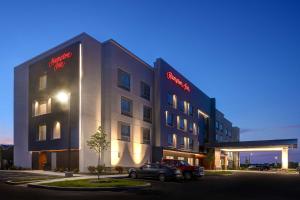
xmin=210 ymin=139 xmax=298 ymax=152
xmin=207 ymin=139 xmax=298 ymax=170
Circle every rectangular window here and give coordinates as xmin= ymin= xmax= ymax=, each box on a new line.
xmin=167 ymin=93 xmax=173 ymax=106
xmin=39 ymin=75 xmax=47 ymax=90
xmin=142 ymin=128 xmax=150 ymax=144
xmin=143 ymin=106 xmax=152 ymax=123
xmin=38 ymin=125 xmax=46 ymax=141
xmin=178 ymin=157 xmax=184 ymax=161
xmin=178 ymin=100 xmax=184 ymax=112
xmin=225 ymin=129 xmax=228 ymax=136
xmin=188 ymin=158 xmax=194 ymax=166
xmin=193 ymin=123 xmax=198 ymax=135
xmin=121 ymin=97 xmax=132 ymax=117
xmin=120 ymin=123 xmax=130 ymax=142
xmin=189 ymin=138 xmax=193 ymax=149
xmin=188 ymin=103 xmax=193 ymax=116
xmin=118 ymin=69 xmax=130 ymax=91
xmin=173 ymin=94 xmax=177 ymax=109
xmin=166 ymin=156 xmax=174 ymax=159
xmin=140 ymin=82 xmax=150 ymax=100
xmin=216 ymin=121 xmax=219 ymax=130
xmin=167 ymin=133 xmax=173 ymax=146
xmin=179 ymin=136 xmax=184 ymax=149
xmin=188 ymin=122 xmax=193 ymax=132
xmin=166 ymin=111 xmax=174 ymax=126
xmin=53 ymin=121 xmax=61 ymax=139
xmin=195 ymin=158 xmax=199 ymax=166
xmin=33 ymin=98 xmax=51 ymax=116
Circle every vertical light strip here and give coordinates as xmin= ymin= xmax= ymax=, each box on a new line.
xmin=79 ymin=43 xmax=82 ymax=150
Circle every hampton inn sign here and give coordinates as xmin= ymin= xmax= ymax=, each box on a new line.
xmin=48 ymin=51 xmax=73 ymax=71
xmin=166 ymin=71 xmax=191 ymax=92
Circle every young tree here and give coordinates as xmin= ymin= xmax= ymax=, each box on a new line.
xmin=87 ymin=126 xmax=110 ymax=180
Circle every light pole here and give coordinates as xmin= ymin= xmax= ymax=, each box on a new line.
xmin=55 ymin=91 xmax=72 ymax=177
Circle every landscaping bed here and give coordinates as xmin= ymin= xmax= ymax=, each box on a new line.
xmin=29 ymin=178 xmax=150 ymax=191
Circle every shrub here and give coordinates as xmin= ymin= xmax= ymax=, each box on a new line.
xmin=115 ymin=166 xmax=124 ymax=174
xmin=88 ymin=166 xmax=96 ymax=174
xmin=73 ymin=168 xmax=79 ymax=174
xmin=96 ymin=165 xmax=105 ymax=174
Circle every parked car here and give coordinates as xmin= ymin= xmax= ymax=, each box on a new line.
xmin=161 ymin=159 xmax=205 ymax=180
xmin=248 ymin=164 xmax=270 ymax=171
xmin=128 ymin=163 xmax=183 ymax=182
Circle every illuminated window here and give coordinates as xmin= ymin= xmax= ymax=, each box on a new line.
xmin=166 ymin=156 xmax=174 ymax=159
xmin=38 ymin=125 xmax=46 ymax=141
xmin=39 ymin=75 xmax=47 ymax=90
xmin=188 ymin=158 xmax=194 ymax=166
xmin=178 ymin=157 xmax=184 ymax=161
xmin=140 ymin=82 xmax=150 ymax=100
xmin=173 ymin=94 xmax=177 ymax=109
xmin=143 ymin=106 xmax=152 ymax=123
xmin=166 ymin=111 xmax=174 ymax=126
xmin=32 ymin=98 xmax=51 ymax=116
xmin=142 ymin=128 xmax=150 ymax=144
xmin=193 ymin=123 xmax=198 ymax=135
xmin=195 ymin=159 xmax=199 ymax=166
xmin=53 ymin=121 xmax=61 ymax=139
xmin=118 ymin=69 xmax=130 ymax=91
xmin=121 ymin=97 xmax=132 ymax=117
xmin=120 ymin=123 xmax=130 ymax=142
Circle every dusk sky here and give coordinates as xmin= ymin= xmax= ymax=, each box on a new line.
xmin=0 ymin=0 xmax=299 ymax=162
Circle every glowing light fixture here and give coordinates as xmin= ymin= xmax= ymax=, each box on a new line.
xmin=55 ymin=91 xmax=70 ymax=104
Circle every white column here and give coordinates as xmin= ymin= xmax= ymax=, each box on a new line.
xmin=281 ymin=147 xmax=288 ymax=170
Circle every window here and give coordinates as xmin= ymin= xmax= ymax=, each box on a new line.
xmin=178 ymin=157 xmax=184 ymax=161
xmin=177 ymin=116 xmax=187 ymax=131
xmin=39 ymin=75 xmax=47 ymax=90
xmin=173 ymin=94 xmax=177 ymax=109
xmin=188 ymin=122 xmax=193 ymax=132
xmin=143 ymin=106 xmax=152 ymax=123
xmin=120 ymin=123 xmax=130 ymax=142
xmin=178 ymin=100 xmax=184 ymax=112
xmin=140 ymin=82 xmax=150 ymax=100
xmin=142 ymin=128 xmax=150 ymax=144
xmin=121 ymin=97 xmax=132 ymax=117
xmin=167 ymin=133 xmax=173 ymax=146
xmin=189 ymin=138 xmax=193 ymax=149
xmin=167 ymin=93 xmax=173 ymax=106
xmin=118 ymin=69 xmax=130 ymax=91
xmin=193 ymin=123 xmax=198 ymax=135
xmin=166 ymin=156 xmax=174 ymax=159
xmin=53 ymin=121 xmax=61 ymax=139
xmin=38 ymin=125 xmax=46 ymax=141
xmin=188 ymin=103 xmax=193 ymax=116
xmin=195 ymin=159 xmax=199 ymax=166
xmin=188 ymin=158 xmax=194 ymax=166
xmin=166 ymin=111 xmax=174 ymax=126
xmin=216 ymin=121 xmax=219 ymax=130
xmin=220 ymin=123 xmax=223 ymax=132
xmin=178 ymin=136 xmax=184 ymax=149
xmin=33 ymin=98 xmax=51 ymax=116
xmin=225 ymin=129 xmax=228 ymax=136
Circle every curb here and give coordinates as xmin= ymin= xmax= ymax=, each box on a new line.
xmin=27 ymin=182 xmax=151 ymax=191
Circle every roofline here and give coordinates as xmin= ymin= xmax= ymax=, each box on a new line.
xmin=14 ymin=32 xmax=99 ymax=69
xmin=103 ymin=39 xmax=153 ymax=71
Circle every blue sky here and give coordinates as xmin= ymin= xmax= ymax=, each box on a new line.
xmin=0 ymin=0 xmax=299 ymax=162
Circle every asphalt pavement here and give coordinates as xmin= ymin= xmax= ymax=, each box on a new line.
xmin=1 ymin=171 xmax=300 ymax=200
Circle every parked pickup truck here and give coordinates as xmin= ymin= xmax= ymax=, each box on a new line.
xmin=161 ymin=159 xmax=205 ymax=180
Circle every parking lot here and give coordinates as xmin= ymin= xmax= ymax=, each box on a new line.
xmin=0 ymin=171 xmax=300 ymax=200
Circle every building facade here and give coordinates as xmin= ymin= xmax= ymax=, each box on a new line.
xmin=14 ymin=33 xmax=240 ymax=172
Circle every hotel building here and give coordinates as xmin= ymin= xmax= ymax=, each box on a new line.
xmin=15 ymin=33 xmax=296 ymax=172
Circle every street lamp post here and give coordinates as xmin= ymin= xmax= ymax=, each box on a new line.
xmin=55 ymin=91 xmax=73 ymax=177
